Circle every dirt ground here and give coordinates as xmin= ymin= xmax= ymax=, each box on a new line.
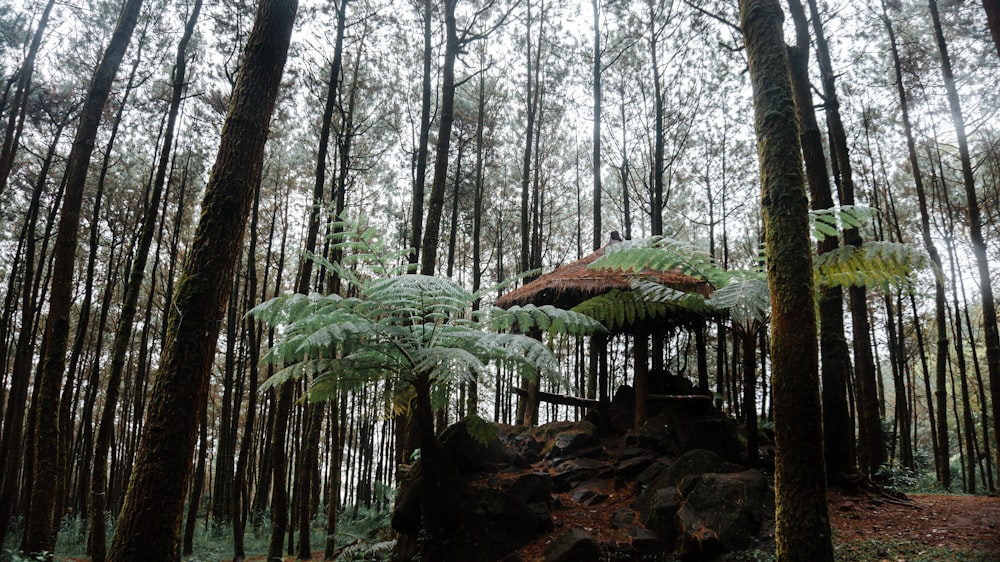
xmin=828 ymin=488 xmax=1000 ymax=559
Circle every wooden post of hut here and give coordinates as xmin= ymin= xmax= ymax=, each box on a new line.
xmin=634 ymin=330 xmax=650 ymax=428
xmin=495 ymin=237 xmax=711 ymax=427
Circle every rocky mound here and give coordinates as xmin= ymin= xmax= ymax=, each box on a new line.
xmin=389 ymin=390 xmax=775 ymax=561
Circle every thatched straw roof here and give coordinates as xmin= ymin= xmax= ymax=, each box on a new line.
xmin=494 ymin=243 xmax=710 ymax=315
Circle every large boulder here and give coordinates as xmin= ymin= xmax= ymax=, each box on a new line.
xmin=441 ymin=416 xmax=523 ymax=475
xmin=638 ymin=403 xmax=742 ymax=463
xmin=634 ymin=449 xmax=774 ymax=560
xmin=393 ymin=422 xmax=555 ymax=562
xmin=543 ymin=527 xmax=601 ymax=562
xmin=608 ymin=384 xmax=636 ymax=433
xmin=674 ymin=469 xmax=775 ymax=558
xmin=449 ymin=486 xmax=553 ymax=560
xmin=528 ymin=420 xmax=598 ymax=460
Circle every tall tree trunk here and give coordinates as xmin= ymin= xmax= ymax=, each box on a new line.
xmin=268 ymin=383 xmax=294 ymax=561
xmin=592 ymin=0 xmax=602 ymax=249
xmin=183 ymin=399 xmax=210 ymax=555
xmin=945 ymin=240 xmax=977 ymax=492
xmin=67 ymin=23 xmax=149 ymax=533
xmin=0 ymin=112 xmax=69 ymax=545
xmin=106 ymin=0 xmax=297 ymax=557
xmin=786 ymin=0 xmax=858 ymax=482
xmin=420 ymin=0 xmax=459 ymax=276
xmin=297 ymin=0 xmax=348 ymax=291
xmin=929 ymin=0 xmax=1000 ymax=476
xmin=296 ymin=402 xmax=323 ymax=559
xmin=89 ymin=4 xmax=201 ymax=557
xmin=742 ymin=329 xmax=759 ymax=467
xmin=233 ymin=182 xmax=266 ymax=562
xmin=520 ymin=0 xmax=538 ymax=276
xmin=24 ymin=0 xmax=146 ymax=552
xmin=648 ymin=2 xmax=664 ymax=237
xmin=408 ymin=0 xmax=432 ymax=266
xmin=879 ymin=0 xmax=951 ymax=487
xmin=739 ymin=1 xmax=833 ymax=559
xmin=0 ymin=0 xmax=56 ymax=197
xmin=806 ymin=0 xmax=885 ymax=477
xmin=984 ymin=0 xmax=1000 ymax=58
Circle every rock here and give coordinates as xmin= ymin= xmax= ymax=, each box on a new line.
xmin=551 ymin=458 xmax=613 ymax=492
xmin=664 ymin=449 xmax=741 ymax=486
xmin=615 ymin=454 xmax=657 ymax=478
xmin=449 ymin=486 xmax=553 ymax=561
xmin=505 ymin=471 xmax=552 ymax=505
xmin=636 ymin=459 xmax=670 ymax=486
xmin=541 ymin=421 xmax=598 ymax=459
xmin=543 ymin=527 xmax=601 ymax=562
xmin=609 ymin=508 xmax=636 ymax=529
xmin=638 ymin=402 xmax=743 ymax=462
xmin=441 ymin=417 xmax=522 ymax=475
xmin=674 ymin=469 xmax=775 ymax=557
xmin=637 ymin=413 xmax=682 ymax=454
xmin=609 ymin=384 xmax=636 ymax=433
xmin=642 ymin=486 xmax=682 ymax=543
xmin=569 ymin=482 xmax=609 ymax=506
xmin=683 ymin=417 xmax=742 ymax=464
xmin=630 ymin=525 xmax=669 ymax=558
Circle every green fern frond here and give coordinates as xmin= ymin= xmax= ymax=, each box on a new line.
xmin=489 ymin=304 xmax=605 ymax=336
xmin=592 ymin=236 xmax=727 ymax=288
xmin=810 ymin=205 xmax=879 ymax=242
xmin=814 ymin=241 xmax=927 ymax=291
xmin=705 ymin=276 xmax=770 ymax=331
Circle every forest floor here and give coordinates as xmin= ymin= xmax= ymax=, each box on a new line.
xmin=287 ymin=484 xmax=999 ymax=561
xmin=827 ymin=487 xmax=1000 ymax=561
xmin=48 ymin=488 xmax=1000 ymax=562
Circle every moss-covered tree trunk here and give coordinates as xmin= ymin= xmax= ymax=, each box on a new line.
xmin=739 ymin=0 xmax=833 ymax=559
xmin=105 ymin=0 xmax=297 ymax=558
xmin=23 ymin=0 xmax=145 ymax=553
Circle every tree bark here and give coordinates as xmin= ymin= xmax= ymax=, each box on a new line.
xmin=0 ymin=111 xmax=69 ymax=545
xmin=984 ymin=0 xmax=1000 ymax=59
xmin=0 ymin=0 xmax=56 ymax=198
xmin=106 ymin=0 xmax=297 ymax=557
xmin=806 ymin=0 xmax=885 ymax=477
xmin=90 ymin=5 xmax=200 ymax=558
xmin=739 ymin=0 xmax=833 ymax=559
xmin=592 ymin=0 xmax=602 ymax=249
xmin=420 ymin=0 xmax=459 ymax=276
xmin=408 ymin=0 xmax=432 ymax=266
xmin=24 ymin=0 xmax=146 ymax=552
xmin=786 ymin=0 xmax=858 ymax=483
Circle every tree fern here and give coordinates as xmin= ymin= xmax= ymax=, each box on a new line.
xmin=249 ymin=215 xmax=603 ymax=414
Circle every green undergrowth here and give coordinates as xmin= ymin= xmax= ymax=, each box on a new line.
xmin=1 ymin=499 xmax=394 ymax=562
xmin=834 ymin=536 xmax=998 ymax=562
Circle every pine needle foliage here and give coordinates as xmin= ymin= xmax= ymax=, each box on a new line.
xmin=249 ymin=215 xmax=604 ymax=413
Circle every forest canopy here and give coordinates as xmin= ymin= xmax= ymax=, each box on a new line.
xmin=0 ymin=0 xmax=997 ymax=559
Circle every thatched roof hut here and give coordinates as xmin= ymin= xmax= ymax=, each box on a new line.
xmin=495 ymin=242 xmax=711 ymax=330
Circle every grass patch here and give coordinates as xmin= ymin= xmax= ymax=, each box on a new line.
xmin=835 ymin=537 xmax=997 ymax=562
